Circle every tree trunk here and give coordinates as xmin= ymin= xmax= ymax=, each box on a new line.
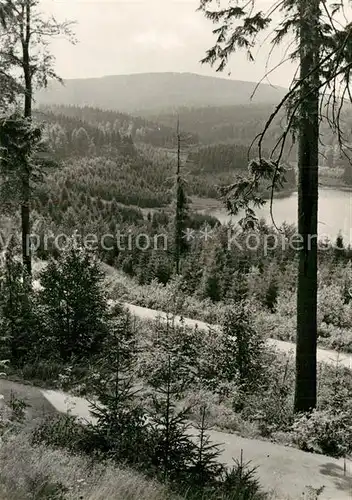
xmin=174 ymin=118 xmax=181 ymax=275
xmin=21 ymin=0 xmax=32 ymax=276
xmin=294 ymin=0 xmax=320 ymax=412
xmin=21 ymin=201 xmax=31 ymax=275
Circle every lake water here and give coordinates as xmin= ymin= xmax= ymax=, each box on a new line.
xmin=209 ymin=187 xmax=352 ymax=244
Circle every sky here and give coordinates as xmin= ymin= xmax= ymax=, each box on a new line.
xmin=42 ymin=0 xmax=295 ymax=87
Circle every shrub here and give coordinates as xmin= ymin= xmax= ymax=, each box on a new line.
xmin=291 ymin=409 xmax=352 ymax=457
xmin=238 ymin=354 xmax=295 ymax=437
xmin=317 ymin=285 xmax=346 ymax=327
xmin=317 ymin=324 xmax=352 ymax=352
xmin=254 ymin=311 xmax=296 ymax=343
xmin=275 ymin=290 xmax=296 ymax=317
xmin=31 ymin=413 xmax=89 ymax=454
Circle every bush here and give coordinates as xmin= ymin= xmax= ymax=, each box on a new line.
xmin=317 ymin=324 xmax=352 ymax=352
xmin=291 ymin=408 xmax=352 ymax=457
xmin=317 ymin=285 xmax=346 ymax=327
xmin=237 ymin=354 xmax=295 ymax=437
xmin=254 ymin=311 xmax=296 ymax=343
xmin=275 ymin=290 xmax=296 ymax=318
xmin=31 ymin=413 xmax=89 ymax=454
xmin=184 ymin=388 xmax=260 ymax=438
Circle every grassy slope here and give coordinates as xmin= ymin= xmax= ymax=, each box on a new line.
xmin=0 ymin=433 xmax=177 ymax=500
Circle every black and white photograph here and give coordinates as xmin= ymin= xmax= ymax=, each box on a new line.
xmin=0 ymin=0 xmax=351 ymax=498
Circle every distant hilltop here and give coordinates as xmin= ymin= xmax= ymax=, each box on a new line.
xmin=36 ymin=72 xmax=287 ymax=114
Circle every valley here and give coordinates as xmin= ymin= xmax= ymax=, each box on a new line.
xmin=0 ymin=89 xmax=351 ymax=500
xmin=0 ymin=84 xmax=351 ymax=499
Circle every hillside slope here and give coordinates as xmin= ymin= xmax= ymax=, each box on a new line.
xmin=140 ymin=103 xmax=285 ymax=146
xmin=36 ymin=72 xmax=287 ymax=113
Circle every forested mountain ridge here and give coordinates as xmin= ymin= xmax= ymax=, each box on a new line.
xmin=140 ymin=103 xmax=284 ymax=143
xmin=141 ymin=103 xmax=352 ymax=179
xmin=35 ymin=105 xmax=198 ymax=151
xmin=36 ymin=72 xmax=287 ymax=113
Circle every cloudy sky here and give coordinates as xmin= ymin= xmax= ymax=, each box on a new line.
xmin=42 ymin=0 xmax=295 ymax=87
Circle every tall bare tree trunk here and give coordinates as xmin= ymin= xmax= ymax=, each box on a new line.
xmin=21 ymin=0 xmax=32 ymax=276
xmin=294 ymin=0 xmax=320 ymax=412
xmin=174 ymin=118 xmax=181 ymax=275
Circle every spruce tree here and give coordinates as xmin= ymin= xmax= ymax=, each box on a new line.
xmin=0 ymin=236 xmax=37 ymax=365
xmin=173 ymin=119 xmax=190 ymax=275
xmin=38 ymin=243 xmax=108 ymax=361
xmin=147 ymin=355 xmax=194 ymax=483
xmin=137 ymin=251 xmax=151 ymax=285
xmin=0 ymin=114 xmax=53 ymax=278
xmin=229 ymin=270 xmax=249 ymax=303
xmin=187 ymin=405 xmax=224 ymax=490
xmin=198 ymin=0 xmax=352 ymax=412
xmin=200 ymin=242 xmax=225 ymax=302
xmin=86 ymin=304 xmax=149 ymax=466
xmin=221 ymin=302 xmax=265 ymax=391
xmin=0 ymin=0 xmax=74 ymax=275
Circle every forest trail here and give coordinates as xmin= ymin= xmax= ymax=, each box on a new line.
xmin=33 ymin=260 xmax=352 ymax=369
xmin=124 ymin=302 xmax=352 ymax=370
xmin=0 ymin=380 xmax=350 ymax=500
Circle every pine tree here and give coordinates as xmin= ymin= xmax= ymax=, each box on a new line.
xmin=198 ymin=0 xmax=352 ymax=412
xmin=0 ymin=0 xmax=74 ymax=275
xmin=86 ymin=305 xmax=149 ymax=465
xmin=147 ymin=355 xmax=194 ymax=483
xmin=200 ymin=243 xmax=225 ymax=302
xmin=0 ymin=236 xmax=38 ymax=365
xmin=221 ymin=302 xmax=265 ymax=391
xmin=173 ymin=119 xmax=190 ymax=274
xmin=38 ymin=243 xmax=108 ymax=361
